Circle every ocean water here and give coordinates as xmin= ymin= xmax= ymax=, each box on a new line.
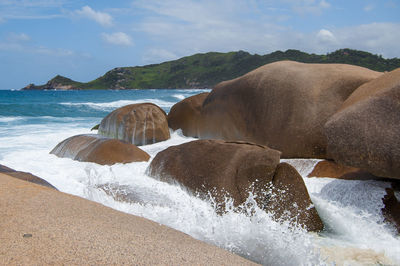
xmin=0 ymin=89 xmax=399 ymax=265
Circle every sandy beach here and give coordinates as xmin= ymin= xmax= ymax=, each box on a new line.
xmin=0 ymin=173 xmax=256 ymax=265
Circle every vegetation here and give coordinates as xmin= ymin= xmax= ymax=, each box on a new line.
xmin=23 ymin=75 xmax=84 ymax=90
xmin=23 ymin=49 xmax=400 ymax=90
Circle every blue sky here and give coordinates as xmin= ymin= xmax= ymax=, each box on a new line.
xmin=0 ymin=0 xmax=399 ymax=90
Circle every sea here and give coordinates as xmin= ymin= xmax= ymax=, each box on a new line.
xmin=0 ymin=89 xmax=399 ymax=265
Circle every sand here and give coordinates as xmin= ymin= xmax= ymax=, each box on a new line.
xmin=0 ymin=173 xmax=257 ymax=265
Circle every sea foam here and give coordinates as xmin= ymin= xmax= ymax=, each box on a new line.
xmin=60 ymin=99 xmax=175 ymax=110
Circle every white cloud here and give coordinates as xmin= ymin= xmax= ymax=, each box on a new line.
xmin=101 ymin=32 xmax=133 ymax=46
xmin=7 ymin=32 xmax=30 ymax=42
xmin=330 ymin=23 xmax=400 ymax=58
xmin=316 ymin=29 xmax=336 ymax=43
xmin=282 ymin=23 xmax=400 ymax=58
xmin=131 ymin=0 xmax=400 ymax=59
xmin=134 ymin=0 xmax=285 ymax=56
xmin=75 ymin=5 xmax=113 ymax=27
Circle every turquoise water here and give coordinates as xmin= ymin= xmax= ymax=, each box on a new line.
xmin=0 ymin=89 xmax=193 ymax=122
xmin=1 ymin=89 xmax=399 ymax=265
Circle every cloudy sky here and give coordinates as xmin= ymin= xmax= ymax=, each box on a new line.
xmin=0 ymin=0 xmax=399 ymax=89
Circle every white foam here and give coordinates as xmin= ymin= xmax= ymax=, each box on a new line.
xmin=174 ymin=89 xmax=211 ymax=93
xmin=1 ymin=124 xmax=400 ymax=265
xmin=173 ymin=94 xmax=186 ymax=100
xmin=0 ymin=116 xmax=24 ymax=122
xmin=60 ymin=99 xmax=175 ymax=110
xmin=281 ymin=158 xmax=322 ymax=177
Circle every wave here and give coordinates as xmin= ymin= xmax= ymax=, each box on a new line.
xmin=0 ymin=116 xmax=24 ymax=123
xmin=174 ymin=89 xmax=211 ymax=93
xmin=60 ymin=99 xmax=175 ymax=110
xmin=0 ymin=116 xmax=98 ymax=122
xmin=173 ymin=94 xmax=186 ymax=100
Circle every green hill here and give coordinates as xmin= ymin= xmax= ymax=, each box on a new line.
xmin=22 ymin=75 xmax=84 ymax=90
xmin=22 ymin=48 xmax=400 ymax=90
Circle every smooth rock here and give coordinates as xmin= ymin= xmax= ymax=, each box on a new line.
xmin=98 ymin=103 xmax=170 ymax=146
xmin=270 ymin=163 xmax=324 ymax=231
xmin=50 ymin=134 xmax=150 ymax=165
xmin=147 ymin=139 xmax=323 ymax=231
xmin=325 ymin=68 xmax=400 ymax=179
xmin=199 ymin=61 xmax=381 ymax=158
xmin=307 ymin=160 xmax=378 ymax=180
xmin=168 ymin=92 xmax=209 ymax=137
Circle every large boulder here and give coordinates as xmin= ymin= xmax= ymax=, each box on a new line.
xmin=168 ymin=92 xmax=209 ymax=137
xmin=98 ymin=103 xmax=170 ymax=146
xmin=50 ymin=134 xmax=150 ymax=165
xmin=147 ymin=139 xmax=323 ymax=231
xmin=325 ymin=68 xmax=400 ymax=179
xmin=198 ymin=61 xmax=381 ymax=158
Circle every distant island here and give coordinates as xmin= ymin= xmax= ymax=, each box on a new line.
xmin=22 ymin=48 xmax=400 ymax=90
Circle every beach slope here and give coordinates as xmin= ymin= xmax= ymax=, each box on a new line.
xmin=0 ymin=173 xmax=256 ymax=265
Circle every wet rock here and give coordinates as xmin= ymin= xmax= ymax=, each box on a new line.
xmin=98 ymin=103 xmax=170 ymax=146
xmin=308 ymin=160 xmax=379 ymax=180
xmin=198 ymin=61 xmax=381 ymax=158
xmin=325 ymin=68 xmax=400 ymax=179
xmin=147 ymin=139 xmax=323 ymax=231
xmin=96 ymin=183 xmax=173 ymax=207
xmin=0 ymin=164 xmax=56 ymax=190
xmin=97 ymin=183 xmax=143 ymax=204
xmin=167 ymin=92 xmax=209 ymax=137
xmin=382 ymin=187 xmax=400 ymax=234
xmin=271 ymin=163 xmax=324 ymax=232
xmin=50 ymin=134 xmax=150 ymax=165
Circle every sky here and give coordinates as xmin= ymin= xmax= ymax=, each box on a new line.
xmin=0 ymin=0 xmax=399 ymax=90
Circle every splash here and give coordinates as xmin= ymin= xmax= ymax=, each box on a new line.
xmin=82 ymin=166 xmax=323 ymax=265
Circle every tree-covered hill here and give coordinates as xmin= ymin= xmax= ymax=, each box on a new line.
xmin=22 ymin=48 xmax=400 ymax=90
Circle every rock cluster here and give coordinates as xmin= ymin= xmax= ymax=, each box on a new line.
xmin=49 ymin=61 xmax=400 ymax=233
xmin=51 ymin=103 xmax=172 ymax=165
xmin=166 ymin=61 xmax=400 ymax=232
